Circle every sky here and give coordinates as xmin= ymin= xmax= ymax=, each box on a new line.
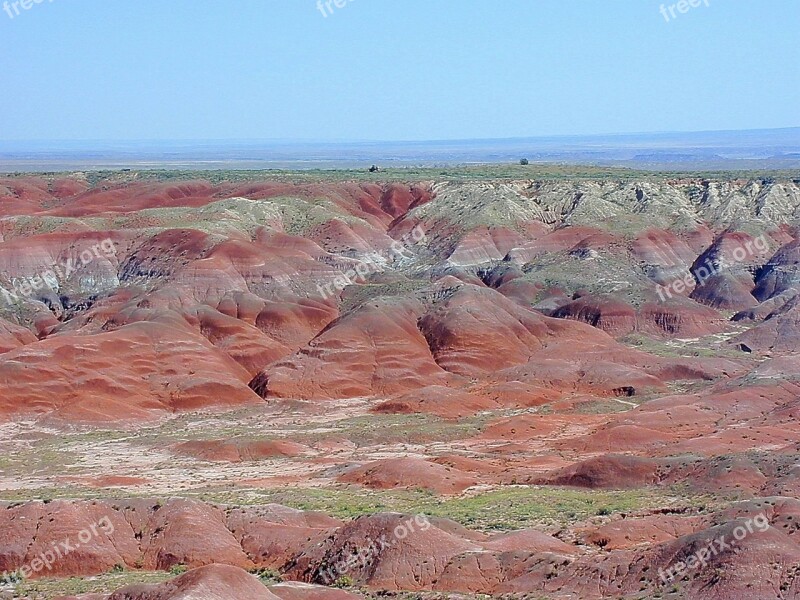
xmin=0 ymin=0 xmax=798 ymax=142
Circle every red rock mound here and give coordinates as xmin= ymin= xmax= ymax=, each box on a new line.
xmin=489 ymin=504 xmax=800 ymax=598
xmin=105 ymin=564 xmax=281 ymax=600
xmin=418 ymin=283 xmax=555 ymax=374
xmin=631 ymin=228 xmax=697 ymax=287
xmin=731 ymin=294 xmax=800 ymax=352
xmin=686 ymin=231 xmax=770 ymax=310
xmin=0 ymin=500 xmax=138 ymax=578
xmin=226 ymin=506 xmax=339 ymax=570
xmin=134 ymin=499 xmax=254 ymax=571
xmin=287 ymin=513 xmax=480 ymax=590
xmin=259 ymin=299 xmax=456 ymax=400
xmin=552 ymin=295 xmax=637 ymax=336
xmin=579 ymin=513 xmax=704 ymax=550
xmin=482 ymin=529 xmax=577 ymax=554
xmin=193 ymin=305 xmax=292 ymax=376
xmin=371 ymin=386 xmax=494 ymax=419
xmin=535 ymin=455 xmax=661 ymax=489
xmin=0 ymin=317 xmax=37 ymax=353
xmin=174 ymin=439 xmax=309 ymax=462
xmin=690 ymin=272 xmax=759 ymax=309
xmin=433 ymin=551 xmax=561 ymax=594
xmin=506 ymin=226 xmax=616 ymax=263
xmin=0 ymin=321 xmax=263 ymax=423
xmin=753 ymin=236 xmax=800 ymax=300
xmin=269 ymin=582 xmax=362 ymax=600
xmin=637 ymin=296 xmax=727 ymax=337
xmin=338 ymin=457 xmax=477 ymax=494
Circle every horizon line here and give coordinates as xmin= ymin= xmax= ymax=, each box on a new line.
xmin=1 ymin=126 xmax=798 ymax=147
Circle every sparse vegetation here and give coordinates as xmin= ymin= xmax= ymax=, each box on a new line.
xmin=178 ymin=485 xmax=714 ymax=532
xmin=168 ymin=564 xmax=188 ymax=576
xmin=333 ymin=575 xmax=355 ymax=588
xmin=11 ymin=571 xmax=174 ymax=598
xmin=11 ymin=165 xmax=798 ymax=190
xmin=250 ymin=567 xmax=283 ymax=584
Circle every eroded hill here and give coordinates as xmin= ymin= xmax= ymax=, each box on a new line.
xmin=1 ymin=172 xmax=800 ymax=599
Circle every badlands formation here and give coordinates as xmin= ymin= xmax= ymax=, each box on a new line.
xmin=0 ymin=172 xmax=799 ymax=599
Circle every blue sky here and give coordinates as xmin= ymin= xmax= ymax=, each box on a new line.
xmin=0 ymin=0 xmax=797 ymax=141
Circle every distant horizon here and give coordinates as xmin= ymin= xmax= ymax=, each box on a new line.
xmin=1 ymin=126 xmax=798 ymax=174
xmin=1 ymin=126 xmax=798 ymax=147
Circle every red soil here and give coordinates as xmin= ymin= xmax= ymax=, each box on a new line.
xmin=2 ymin=176 xmax=800 ymax=599
xmin=338 ymin=457 xmax=478 ymax=494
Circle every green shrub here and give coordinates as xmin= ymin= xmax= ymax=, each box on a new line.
xmin=168 ymin=564 xmax=188 ymax=576
xmin=250 ymin=567 xmax=283 ymax=584
xmin=333 ymin=575 xmax=355 ymax=588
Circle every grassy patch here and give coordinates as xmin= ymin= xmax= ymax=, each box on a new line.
xmin=422 ymin=486 xmax=683 ymax=531
xmin=12 ymin=571 xmax=173 ymax=598
xmin=0 ymin=445 xmax=80 ymax=480
xmin=14 ymin=166 xmax=799 ymax=192
xmin=573 ymin=399 xmax=636 ymax=415
xmin=290 ymin=413 xmax=486 ymax=448
xmin=186 ymin=484 xmax=703 ymax=532
xmin=135 ymin=409 xmax=484 ymax=448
